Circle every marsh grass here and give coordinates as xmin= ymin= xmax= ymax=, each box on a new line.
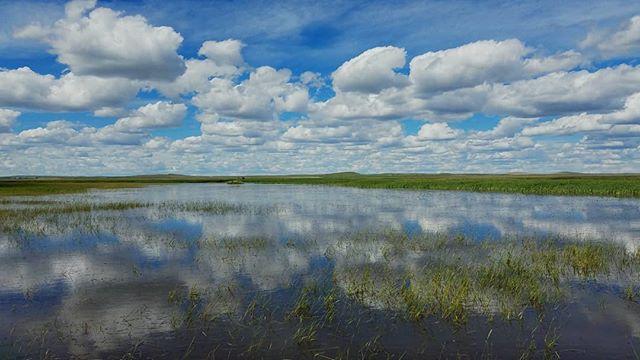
xmin=3 ymin=193 xmax=640 ymax=358
xmin=249 ymin=173 xmax=640 ymax=198
xmin=3 ymin=173 xmax=640 ymax=198
xmin=0 ymin=200 xmax=279 ymax=237
xmin=331 ymin=230 xmax=638 ymax=325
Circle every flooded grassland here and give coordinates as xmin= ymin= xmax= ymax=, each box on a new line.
xmin=1 ymin=184 xmax=640 ymax=359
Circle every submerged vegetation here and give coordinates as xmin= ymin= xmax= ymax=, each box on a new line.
xmin=1 ymin=188 xmax=639 ymax=358
xmin=2 ymin=172 xmax=640 ymax=197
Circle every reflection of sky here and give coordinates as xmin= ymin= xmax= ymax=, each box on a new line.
xmin=1 ymin=184 xmax=640 ymax=356
xmin=87 ymin=183 xmax=640 ymax=245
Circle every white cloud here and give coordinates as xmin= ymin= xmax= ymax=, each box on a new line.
xmin=331 ymin=46 xmax=409 ymax=93
xmin=581 ymin=15 xmax=640 ymax=58
xmin=114 ymin=101 xmax=187 ymax=131
xmin=3 ymin=7 xmax=640 ymax=175
xmin=300 ymin=71 xmax=324 ymax=88
xmin=64 ymin=0 xmax=96 ymax=19
xmin=522 ymin=114 xmax=612 ymax=136
xmin=198 ymin=39 xmax=246 ymax=67
xmin=409 ymin=39 xmax=530 ymax=94
xmin=476 ymin=117 xmax=536 ymax=139
xmin=16 ymin=119 xmax=146 ymax=147
xmin=522 ymin=50 xmax=584 ymax=74
xmin=520 ymin=91 xmax=640 ymax=136
xmin=16 ymin=2 xmax=185 ymax=81
xmin=18 ymin=120 xmax=80 ymax=144
xmin=282 ymin=119 xmax=402 ymax=146
xmin=466 ymin=136 xmax=535 ymax=152
xmin=156 ymin=39 xmax=247 ymax=98
xmin=192 ymin=66 xmax=309 ymax=121
xmin=0 ymin=67 xmax=139 ymax=112
xmin=486 ymin=65 xmax=640 ymax=117
xmin=0 ymin=109 xmax=20 ymax=133
xmin=415 ymin=122 xmax=461 ymax=141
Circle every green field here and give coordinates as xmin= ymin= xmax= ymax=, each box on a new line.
xmin=1 ymin=172 xmax=640 ymax=198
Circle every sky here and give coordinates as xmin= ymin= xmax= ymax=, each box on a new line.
xmin=1 ymin=0 xmax=640 ymax=175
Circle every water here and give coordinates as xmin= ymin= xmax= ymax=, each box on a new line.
xmin=1 ymin=184 xmax=639 ymax=358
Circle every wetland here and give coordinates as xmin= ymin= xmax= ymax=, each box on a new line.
xmin=1 ymin=183 xmax=640 ymax=358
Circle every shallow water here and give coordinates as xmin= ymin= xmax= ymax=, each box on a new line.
xmin=1 ymin=184 xmax=639 ymax=358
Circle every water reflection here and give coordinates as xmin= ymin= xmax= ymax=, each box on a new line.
xmin=1 ymin=184 xmax=639 ymax=358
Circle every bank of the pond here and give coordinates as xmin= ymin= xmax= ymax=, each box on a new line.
xmin=2 ymin=173 xmax=640 ymax=198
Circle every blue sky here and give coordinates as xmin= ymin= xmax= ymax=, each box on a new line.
xmin=1 ymin=0 xmax=640 ymax=175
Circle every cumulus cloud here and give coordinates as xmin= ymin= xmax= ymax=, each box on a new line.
xmin=483 ymin=65 xmax=640 ymax=117
xmin=522 ymin=50 xmax=584 ymax=74
xmin=0 ymin=67 xmax=139 ymax=112
xmin=16 ymin=119 xmax=145 ymax=147
xmin=581 ymin=15 xmax=640 ymax=58
xmin=316 ymin=87 xmax=423 ymax=121
xmin=114 ymin=101 xmax=187 ymax=131
xmin=415 ymin=123 xmax=461 ymax=141
xmin=331 ymin=46 xmax=409 ymax=93
xmin=198 ymin=39 xmax=246 ymax=67
xmin=409 ymin=39 xmax=530 ymax=94
xmin=522 ymin=114 xmax=612 ymax=136
xmin=300 ymin=71 xmax=325 ymax=88
xmin=521 ymin=91 xmax=640 ymax=136
xmin=192 ymin=66 xmax=309 ymax=121
xmin=3 ymin=5 xmax=640 ymax=175
xmin=15 ymin=1 xmax=186 ymax=81
xmin=282 ymin=119 xmax=402 ymax=146
xmin=0 ymin=109 xmax=20 ymax=133
xmin=156 ymin=39 xmax=246 ymax=98
xmin=476 ymin=117 xmax=537 ymax=139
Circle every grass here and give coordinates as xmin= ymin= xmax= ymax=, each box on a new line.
xmin=248 ymin=173 xmax=640 ymax=198
xmin=2 ymin=193 xmax=640 ymax=358
xmin=331 ymin=231 xmax=634 ymax=324
xmin=2 ymin=172 xmax=640 ymax=198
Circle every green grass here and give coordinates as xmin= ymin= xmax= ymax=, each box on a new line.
xmin=2 ymin=173 xmax=640 ymax=198
xmin=248 ymin=173 xmax=640 ymax=198
xmin=331 ymin=231 xmax=634 ymax=324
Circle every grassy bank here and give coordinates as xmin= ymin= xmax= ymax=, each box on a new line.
xmin=0 ymin=176 xmax=230 ymax=196
xmin=1 ymin=173 xmax=640 ymax=198
xmin=248 ymin=173 xmax=640 ymax=198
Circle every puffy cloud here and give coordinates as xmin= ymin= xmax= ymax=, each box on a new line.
xmin=299 ymin=71 xmax=325 ymax=88
xmin=521 ymin=91 xmax=640 ymax=136
xmin=199 ymin=118 xmax=283 ymax=147
xmin=281 ymin=119 xmax=402 ymax=146
xmin=93 ymin=106 xmax=126 ymax=117
xmin=16 ymin=120 xmax=145 ymax=147
xmin=4 ymin=6 xmax=640 ymax=175
xmin=522 ymin=114 xmax=612 ymax=136
xmin=409 ymin=39 xmax=530 ymax=94
xmin=316 ymin=86 xmax=425 ymax=121
xmin=0 ymin=67 xmax=139 ymax=112
xmin=16 ymin=2 xmax=185 ymax=81
xmin=581 ymin=15 xmax=640 ymax=58
xmin=18 ymin=120 xmax=80 ymax=144
xmin=522 ymin=50 xmax=584 ymax=74
xmin=114 ymin=101 xmax=187 ymax=131
xmin=331 ymin=46 xmax=409 ymax=93
xmin=415 ymin=122 xmax=461 ymax=141
xmin=485 ymin=65 xmax=640 ymax=117
xmin=0 ymin=109 xmax=20 ymax=133
xmin=192 ymin=66 xmax=309 ymax=121
xmin=64 ymin=0 xmax=96 ymax=19
xmin=476 ymin=117 xmax=536 ymax=139
xmin=198 ymin=39 xmax=246 ymax=67
xmin=466 ymin=136 xmax=535 ymax=152
xmin=156 ymin=40 xmax=246 ymax=98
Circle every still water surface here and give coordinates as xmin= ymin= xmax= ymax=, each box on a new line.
xmin=1 ymin=184 xmax=639 ymax=358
